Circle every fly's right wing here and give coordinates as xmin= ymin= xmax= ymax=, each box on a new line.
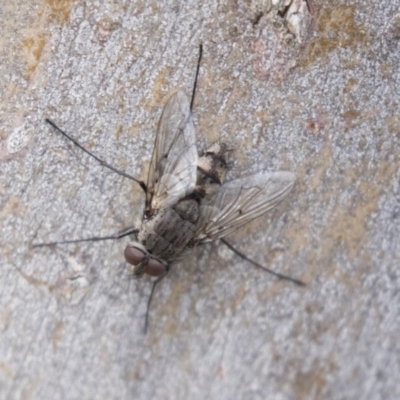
xmin=194 ymin=171 xmax=296 ymax=244
xmin=146 ymin=90 xmax=198 ymax=211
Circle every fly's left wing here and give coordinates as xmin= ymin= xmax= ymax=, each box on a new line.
xmin=194 ymin=171 xmax=295 ymax=244
xmin=146 ymin=90 xmax=198 ymax=211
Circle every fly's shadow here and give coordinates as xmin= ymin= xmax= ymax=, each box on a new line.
xmin=35 ymin=45 xmax=304 ymax=333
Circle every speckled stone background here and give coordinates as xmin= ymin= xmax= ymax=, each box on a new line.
xmin=1 ymin=1 xmax=400 ymax=399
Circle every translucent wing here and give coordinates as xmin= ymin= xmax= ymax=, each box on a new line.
xmin=146 ymin=90 xmax=198 ymax=210
xmin=194 ymin=171 xmax=295 ymax=243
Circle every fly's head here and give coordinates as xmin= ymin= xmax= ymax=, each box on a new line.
xmin=124 ymin=242 xmax=168 ymax=278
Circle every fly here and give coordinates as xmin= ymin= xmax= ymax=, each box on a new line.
xmin=35 ymin=45 xmax=304 ymax=332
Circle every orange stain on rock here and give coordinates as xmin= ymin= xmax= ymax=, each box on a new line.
xmin=23 ymin=34 xmax=46 ymax=77
xmin=298 ymin=5 xmax=368 ymax=68
xmin=44 ymin=0 xmax=75 ymax=25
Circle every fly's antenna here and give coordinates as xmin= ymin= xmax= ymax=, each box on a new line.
xmin=45 ymin=119 xmax=147 ymax=193
xmin=190 ymin=44 xmax=203 ymax=111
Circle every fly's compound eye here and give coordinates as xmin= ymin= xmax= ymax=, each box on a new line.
xmin=124 ymin=246 xmax=167 ymax=277
xmin=124 ymin=246 xmax=145 ymax=265
xmin=146 ymin=258 xmax=167 ymax=277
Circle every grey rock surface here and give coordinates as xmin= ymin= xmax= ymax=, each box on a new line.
xmin=1 ymin=1 xmax=400 ymax=399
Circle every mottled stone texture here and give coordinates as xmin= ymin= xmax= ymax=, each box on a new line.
xmin=1 ymin=1 xmax=399 ymax=399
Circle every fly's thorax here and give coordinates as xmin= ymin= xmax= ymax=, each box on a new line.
xmin=124 ymin=242 xmax=168 ymax=278
xmin=173 ymin=198 xmax=199 ymax=222
xmin=195 ymin=142 xmax=228 ymax=198
xmin=136 ymin=201 xmax=199 ymax=266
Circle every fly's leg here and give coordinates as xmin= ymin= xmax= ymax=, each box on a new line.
xmin=144 ymin=269 xmax=169 ymax=334
xmin=45 ymin=119 xmax=147 ymax=193
xmin=220 ymin=238 xmax=305 ymax=286
xmin=33 ymin=227 xmax=138 ymax=247
xmin=190 ymin=44 xmax=203 ymax=111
